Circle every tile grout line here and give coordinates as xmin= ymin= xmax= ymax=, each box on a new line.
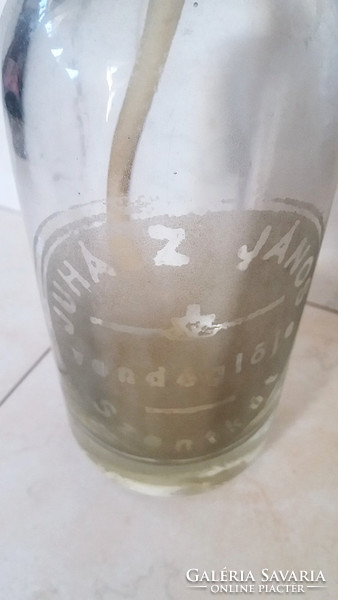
xmin=0 ymin=347 xmax=51 ymax=408
xmin=306 ymin=300 xmax=338 ymax=317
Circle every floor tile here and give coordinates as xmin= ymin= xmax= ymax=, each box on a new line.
xmin=0 ymin=305 xmax=337 ymax=599
xmin=0 ymin=209 xmax=49 ymax=400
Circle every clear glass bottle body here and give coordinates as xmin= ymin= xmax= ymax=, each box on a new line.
xmin=2 ymin=0 xmax=338 ymax=493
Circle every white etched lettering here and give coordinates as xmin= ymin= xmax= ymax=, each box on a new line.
xmin=237 ymin=225 xmax=271 ymax=271
xmin=295 ymin=277 xmax=312 ymax=306
xmin=118 ymin=367 xmax=136 ymax=385
xmin=206 ymin=366 xmax=225 ymax=387
xmin=72 ymin=347 xmax=83 ymax=365
xmin=271 ymin=329 xmax=281 ymax=357
xmin=294 ymin=256 xmax=314 ymax=288
xmin=225 ymin=419 xmax=242 ymax=433
xmin=148 ymin=224 xmax=190 ymax=266
xmin=78 ymin=240 xmax=116 ymax=283
xmin=284 ymin=322 xmax=294 ymax=339
xmin=57 ymin=260 xmax=91 ymax=296
xmin=145 ymin=366 xmax=165 ymax=387
xmin=92 ymin=359 xmax=109 ymax=377
xmin=176 ymin=367 xmax=197 ymax=387
xmin=284 ymin=238 xmax=310 ymax=274
xmin=251 ymin=342 xmax=266 ymax=365
xmin=52 ymin=305 xmax=74 ymax=334
xmin=52 ymin=281 xmax=76 ymax=314
xmin=250 ymin=395 xmax=264 ymax=409
xmin=118 ymin=422 xmax=136 ymax=436
xmin=175 ymin=439 xmax=193 ymax=452
xmin=235 ymin=353 xmax=243 ymax=374
xmin=94 ymin=399 xmax=116 ymax=418
xmin=205 ymin=431 xmax=217 ymax=444
xmin=263 ymin=220 xmax=300 ymax=264
xmin=143 ymin=435 xmax=162 ymax=448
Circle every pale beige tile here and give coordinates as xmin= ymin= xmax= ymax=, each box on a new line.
xmin=0 ymin=305 xmax=337 ymax=599
xmin=0 ymin=209 xmax=49 ymax=400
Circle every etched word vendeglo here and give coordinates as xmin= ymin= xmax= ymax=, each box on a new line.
xmin=2 ymin=0 xmax=338 ymax=493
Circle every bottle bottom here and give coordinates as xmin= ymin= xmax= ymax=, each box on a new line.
xmin=69 ymin=414 xmax=274 ymax=496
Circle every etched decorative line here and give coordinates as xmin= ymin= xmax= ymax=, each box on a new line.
xmin=145 ymin=395 xmax=236 ymax=415
xmin=90 ymin=296 xmax=286 ymax=340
